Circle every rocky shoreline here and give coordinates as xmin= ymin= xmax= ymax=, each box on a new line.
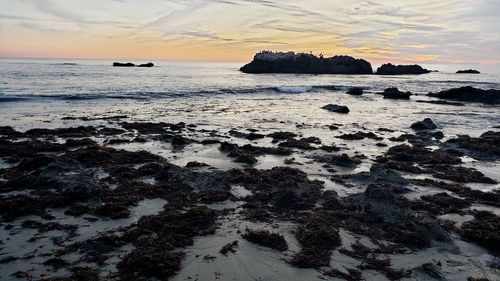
xmin=0 ymin=85 xmax=499 ymax=281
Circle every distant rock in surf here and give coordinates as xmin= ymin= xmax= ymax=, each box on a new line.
xmin=415 ymin=100 xmax=465 ymax=106
xmin=240 ymin=51 xmax=373 ymax=74
xmin=347 ymin=87 xmax=364 ymax=95
xmin=113 ymin=62 xmax=154 ymax=67
xmin=138 ymin=63 xmax=154 ymax=67
xmin=376 ymin=63 xmax=430 ymax=75
xmin=427 ymin=86 xmax=500 ymax=104
xmin=113 ymin=62 xmax=135 ymax=67
xmin=411 ymin=118 xmax=437 ymax=131
xmin=322 ymin=104 xmax=350 ymax=114
xmin=377 ymin=87 xmax=412 ymax=100
xmin=456 ymin=69 xmax=480 ymax=74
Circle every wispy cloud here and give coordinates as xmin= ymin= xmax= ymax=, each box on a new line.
xmin=0 ymin=0 xmax=498 ymax=63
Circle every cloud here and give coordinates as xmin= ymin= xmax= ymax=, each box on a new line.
xmin=1 ymin=0 xmax=499 ymax=64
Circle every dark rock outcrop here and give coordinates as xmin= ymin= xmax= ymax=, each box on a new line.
xmin=113 ymin=62 xmax=135 ymax=67
xmin=138 ymin=62 xmax=154 ymax=67
xmin=456 ymin=69 xmax=480 ymax=74
xmin=427 ymin=86 xmax=500 ymax=104
xmin=376 ymin=63 xmax=430 ymax=75
xmin=347 ymin=87 xmax=364 ymax=95
xmin=411 ymin=118 xmax=437 ymax=131
xmin=446 ymin=131 xmax=500 ymax=160
xmin=113 ymin=62 xmax=154 ymax=67
xmin=240 ymin=51 xmax=373 ymax=74
xmin=377 ymin=87 xmax=412 ymax=100
xmin=322 ymin=104 xmax=350 ymax=113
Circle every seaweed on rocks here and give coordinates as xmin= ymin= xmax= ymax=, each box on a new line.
xmin=446 ymin=131 xmax=500 ymax=160
xmin=358 ymin=257 xmax=406 ymax=280
xmin=314 ymin=153 xmax=362 ymax=168
xmin=242 ymin=228 xmax=288 ymax=251
xmin=241 ymin=167 xmax=324 ymax=212
xmin=324 ymin=267 xmax=362 ymax=281
xmin=25 ymin=126 xmax=98 ymax=138
xmin=460 ymin=211 xmax=500 ymax=253
xmin=118 ymin=250 xmax=185 ymax=280
xmin=278 ymin=138 xmax=319 ymax=150
xmin=410 ymin=179 xmax=500 ymax=206
xmin=337 ymin=131 xmax=382 ymax=140
xmin=268 ymin=131 xmax=297 ymax=141
xmin=345 ymin=184 xmax=449 ymax=247
xmin=291 ymin=213 xmax=341 ymax=268
xmin=41 ymin=266 xmax=101 ymax=281
xmin=411 ymin=193 xmax=471 ymax=215
xmin=116 ymin=206 xmax=218 ymax=279
xmin=219 ymin=240 xmax=239 ymax=255
xmin=121 ymin=122 xmax=185 ymax=134
xmin=428 ymin=165 xmax=496 ymax=184
xmin=220 ymin=142 xmax=292 ymax=164
xmin=383 ymin=144 xmax=462 ymax=165
xmin=342 ymin=164 xmax=410 ymax=187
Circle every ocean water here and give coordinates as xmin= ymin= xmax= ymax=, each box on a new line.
xmin=1 ymin=58 xmax=500 ymax=101
xmin=1 ymin=58 xmax=500 ymax=281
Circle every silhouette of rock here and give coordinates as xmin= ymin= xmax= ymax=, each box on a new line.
xmin=138 ymin=62 xmax=154 ymax=67
xmin=427 ymin=86 xmax=500 ymax=104
xmin=376 ymin=63 xmax=430 ymax=75
xmin=113 ymin=62 xmax=154 ymax=67
xmin=347 ymin=87 xmax=364 ymax=95
xmin=377 ymin=87 xmax=412 ymax=100
xmin=322 ymin=104 xmax=350 ymax=113
xmin=113 ymin=62 xmax=136 ymax=67
xmin=456 ymin=69 xmax=480 ymax=74
xmin=240 ymin=51 xmax=373 ymax=74
xmin=411 ymin=118 xmax=437 ymax=131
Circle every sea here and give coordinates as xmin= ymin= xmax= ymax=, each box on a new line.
xmin=0 ymin=58 xmax=500 ymax=281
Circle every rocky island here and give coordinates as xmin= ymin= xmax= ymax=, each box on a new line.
xmin=113 ymin=62 xmax=154 ymax=67
xmin=376 ymin=63 xmax=431 ymax=75
xmin=457 ymin=69 xmax=480 ymax=74
xmin=239 ymin=51 xmax=373 ymax=74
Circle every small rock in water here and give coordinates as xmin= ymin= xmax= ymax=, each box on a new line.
xmin=347 ymin=87 xmax=364 ymax=95
xmin=322 ymin=104 xmax=350 ymax=113
xmin=411 ymin=118 xmax=437 ymax=131
xmin=378 ymin=87 xmax=412 ymax=100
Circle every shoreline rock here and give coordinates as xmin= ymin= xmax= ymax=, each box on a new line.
xmin=427 ymin=86 xmax=500 ymax=104
xmin=322 ymin=104 xmax=350 ymax=114
xmin=240 ymin=51 xmax=373 ymax=74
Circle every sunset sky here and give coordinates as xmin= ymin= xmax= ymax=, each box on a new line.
xmin=0 ymin=0 xmax=499 ymax=64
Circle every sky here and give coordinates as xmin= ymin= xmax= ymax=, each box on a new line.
xmin=0 ymin=0 xmax=499 ymax=64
